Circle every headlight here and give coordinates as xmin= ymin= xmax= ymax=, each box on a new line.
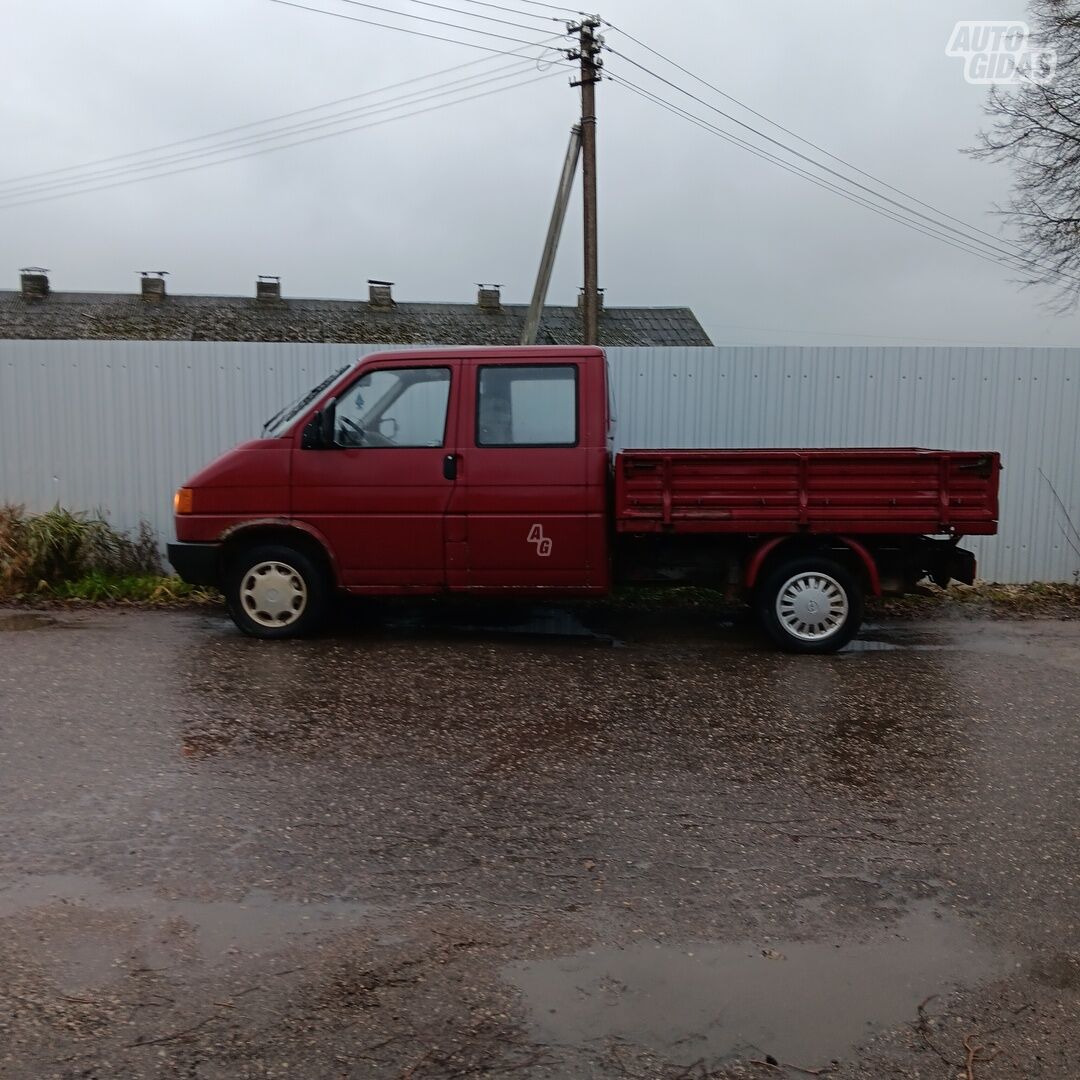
xmin=174 ymin=487 xmax=194 ymax=514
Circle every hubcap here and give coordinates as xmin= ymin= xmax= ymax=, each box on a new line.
xmin=775 ymin=571 xmax=848 ymax=642
xmin=240 ymin=561 xmax=307 ymax=628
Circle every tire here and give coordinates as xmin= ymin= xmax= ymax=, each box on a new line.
xmin=755 ymin=555 xmax=864 ymax=654
xmin=225 ymin=543 xmax=329 ymax=639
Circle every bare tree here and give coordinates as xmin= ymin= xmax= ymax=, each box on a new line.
xmin=970 ymin=1 xmax=1080 ymax=308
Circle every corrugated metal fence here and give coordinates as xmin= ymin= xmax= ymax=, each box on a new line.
xmin=2 ymin=340 xmax=1078 ymax=583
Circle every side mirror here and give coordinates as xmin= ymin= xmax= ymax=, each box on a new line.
xmin=301 ymin=399 xmax=337 ymax=449
xmin=320 ymin=399 xmax=336 ymax=445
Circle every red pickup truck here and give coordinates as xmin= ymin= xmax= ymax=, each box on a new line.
xmin=168 ymin=346 xmax=1001 ymax=653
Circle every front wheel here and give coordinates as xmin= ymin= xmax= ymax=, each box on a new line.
xmin=755 ymin=556 xmax=863 ymax=654
xmin=226 ymin=544 xmax=329 ymax=639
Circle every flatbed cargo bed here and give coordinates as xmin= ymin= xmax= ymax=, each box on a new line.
xmin=615 ymin=448 xmax=1001 ymax=535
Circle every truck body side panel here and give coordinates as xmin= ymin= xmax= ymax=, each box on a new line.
xmin=614 ymin=449 xmax=1000 ymax=536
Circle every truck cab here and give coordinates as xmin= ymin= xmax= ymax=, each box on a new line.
xmin=170 ymin=347 xmax=611 ymax=622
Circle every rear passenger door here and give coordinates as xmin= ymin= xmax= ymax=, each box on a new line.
xmin=448 ymin=361 xmax=593 ymax=589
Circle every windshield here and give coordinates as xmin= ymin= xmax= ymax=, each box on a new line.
xmin=262 ymin=365 xmax=350 ymax=437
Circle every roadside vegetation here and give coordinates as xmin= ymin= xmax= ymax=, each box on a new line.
xmin=1 ymin=503 xmax=1076 ymax=616
xmin=0 ymin=504 xmax=217 ymax=605
xmin=872 ymin=580 xmax=1080 ymax=620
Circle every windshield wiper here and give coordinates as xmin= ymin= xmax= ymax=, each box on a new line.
xmin=261 ymin=403 xmax=291 ymax=436
xmin=262 ymin=365 xmax=348 ymax=435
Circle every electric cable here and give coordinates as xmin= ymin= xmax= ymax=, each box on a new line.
xmin=0 ymin=70 xmax=561 ymax=211
xmin=1 ymin=60 xmax=552 ymax=200
xmin=609 ymin=73 xmax=1035 ymax=273
xmin=0 ymin=35 xmax=563 ymax=192
xmin=607 ymin=50 xmax=1079 ymax=285
xmin=268 ymin=0 xmax=554 ymax=50
xmin=604 ymin=21 xmax=1036 ymax=262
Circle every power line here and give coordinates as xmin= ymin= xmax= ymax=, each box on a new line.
xmin=2 ymin=61 xmax=548 ymax=200
xmin=0 ymin=34 xmax=564 ymax=191
xmin=610 ymin=74 xmax=1030 ymax=272
xmin=329 ymin=0 xmax=545 ymax=38
xmin=604 ymin=38 xmax=1079 ymax=287
xmin=267 ymin=0 xmax=552 ymax=50
xmin=342 ymin=0 xmax=552 ymax=33
xmin=608 ymin=74 xmax=1032 ymax=273
xmin=613 ymin=68 xmax=1080 ymax=293
xmin=605 ymin=50 xmax=1052 ymax=274
xmin=606 ymin=48 xmax=1052 ymax=274
xmin=461 ymin=0 xmax=583 ymax=15
xmin=1 ymin=65 xmax=550 ymax=202
xmin=452 ymin=0 xmax=563 ymax=22
xmin=0 ymin=71 xmax=561 ymax=212
xmin=604 ymin=21 xmax=1037 ymax=265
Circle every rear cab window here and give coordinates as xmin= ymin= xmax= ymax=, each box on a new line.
xmin=476 ymin=365 xmax=578 ymax=447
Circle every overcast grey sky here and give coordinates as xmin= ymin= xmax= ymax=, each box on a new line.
xmin=4 ymin=0 xmax=1078 ymax=346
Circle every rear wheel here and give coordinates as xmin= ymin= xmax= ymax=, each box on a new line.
xmin=756 ymin=556 xmax=863 ymax=654
xmin=226 ymin=544 xmax=328 ymax=639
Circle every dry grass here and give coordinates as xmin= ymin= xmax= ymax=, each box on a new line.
xmin=0 ymin=504 xmax=176 ymax=601
xmin=46 ymin=572 xmax=219 ymax=605
xmin=872 ymin=580 xmax=1080 ymax=619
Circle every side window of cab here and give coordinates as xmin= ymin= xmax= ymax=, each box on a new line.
xmin=476 ymin=365 xmax=578 ymax=447
xmin=334 ymin=367 xmax=450 ymax=448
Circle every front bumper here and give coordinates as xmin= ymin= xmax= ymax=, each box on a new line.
xmin=167 ymin=541 xmax=222 ymax=587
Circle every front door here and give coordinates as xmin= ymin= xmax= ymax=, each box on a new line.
xmin=291 ymin=361 xmax=458 ymax=589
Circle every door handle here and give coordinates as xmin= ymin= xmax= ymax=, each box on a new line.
xmin=443 ymin=453 xmax=458 ymax=481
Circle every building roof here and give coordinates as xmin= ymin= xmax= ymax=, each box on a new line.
xmin=0 ymin=288 xmax=713 ymax=347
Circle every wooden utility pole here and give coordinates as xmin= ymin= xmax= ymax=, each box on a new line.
xmin=570 ymin=16 xmax=602 ymax=345
xmin=521 ymin=126 xmax=582 ymax=346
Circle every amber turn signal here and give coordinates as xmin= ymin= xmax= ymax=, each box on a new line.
xmin=174 ymin=487 xmax=194 ymax=514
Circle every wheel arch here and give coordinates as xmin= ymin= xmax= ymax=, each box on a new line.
xmin=219 ymin=519 xmax=341 ymax=587
xmin=744 ymin=534 xmax=882 ymax=597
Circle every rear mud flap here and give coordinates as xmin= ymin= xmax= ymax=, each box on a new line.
xmin=947 ymin=545 xmax=977 ymax=586
xmin=923 ymin=541 xmax=977 ymax=587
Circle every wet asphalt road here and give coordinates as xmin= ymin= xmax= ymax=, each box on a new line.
xmin=1 ymin=602 xmax=1079 ymax=1079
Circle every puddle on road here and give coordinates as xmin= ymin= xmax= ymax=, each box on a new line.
xmin=0 ymin=874 xmax=372 ymax=989
xmin=378 ymin=603 xmax=622 ymax=646
xmin=356 ymin=601 xmax=753 ymax=650
xmin=846 ymin=624 xmax=1080 ymax=672
xmin=843 ymin=639 xmax=945 ymax=653
xmin=842 ymin=624 xmax=956 ymax=653
xmin=507 ymin=905 xmax=1009 ymax=1068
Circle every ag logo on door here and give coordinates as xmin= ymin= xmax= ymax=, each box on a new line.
xmin=527 ymin=523 xmax=553 ymax=557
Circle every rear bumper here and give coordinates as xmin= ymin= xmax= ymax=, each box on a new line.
xmin=167 ymin=541 xmax=222 ymax=587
